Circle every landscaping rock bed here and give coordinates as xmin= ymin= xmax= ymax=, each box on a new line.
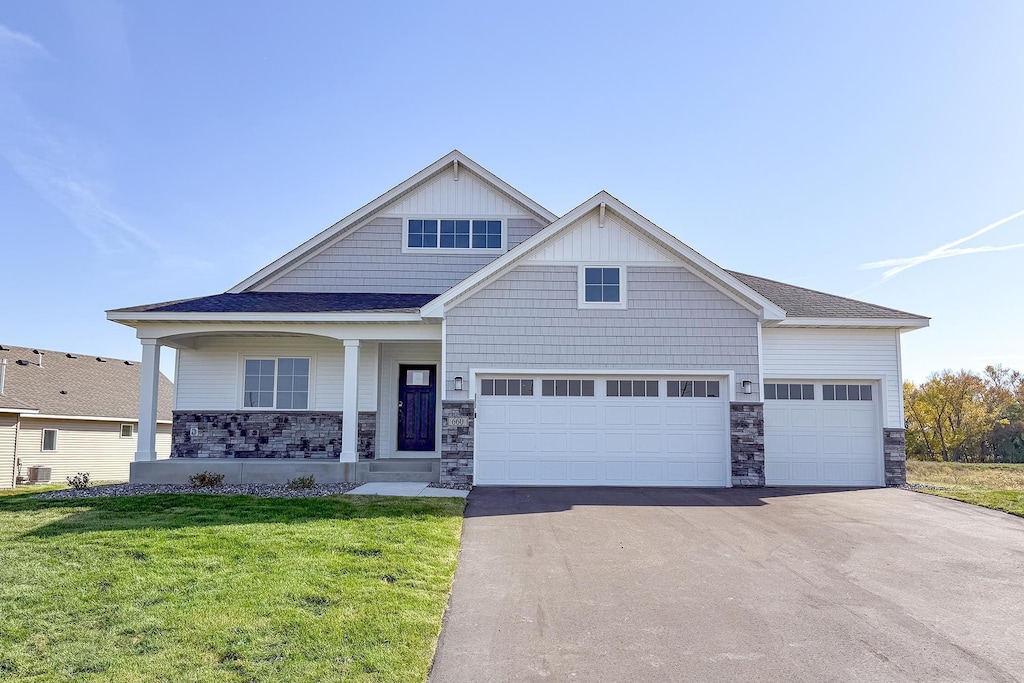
xmin=34 ymin=482 xmax=363 ymax=500
xmin=896 ymin=483 xmax=953 ymax=492
xmin=428 ymin=482 xmax=473 ymax=491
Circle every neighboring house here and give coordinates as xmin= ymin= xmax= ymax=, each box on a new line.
xmin=108 ymin=151 xmax=928 ymax=488
xmin=0 ymin=345 xmax=173 ymax=488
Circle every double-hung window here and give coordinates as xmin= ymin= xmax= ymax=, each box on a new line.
xmin=243 ymin=357 xmax=310 ymax=409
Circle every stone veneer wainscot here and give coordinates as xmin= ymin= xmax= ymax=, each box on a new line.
xmin=730 ymin=402 xmax=765 ymax=487
xmin=883 ymin=427 xmax=907 ymax=486
xmin=440 ymin=401 xmax=474 ymax=485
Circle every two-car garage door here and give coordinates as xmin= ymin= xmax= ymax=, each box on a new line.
xmin=474 ymin=375 xmax=730 ymax=486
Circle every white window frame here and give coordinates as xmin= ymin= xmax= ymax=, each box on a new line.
xmin=401 ymin=216 xmax=507 ymax=255
xmin=120 ymin=423 xmax=135 ymax=438
xmin=42 ymin=428 xmax=58 ymax=452
xmin=240 ymin=356 xmax=313 ymax=411
xmin=578 ymin=265 xmax=627 ymax=310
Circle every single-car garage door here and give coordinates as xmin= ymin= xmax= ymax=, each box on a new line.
xmin=764 ymin=380 xmax=882 ymax=486
xmin=474 ymin=375 xmax=729 ymax=486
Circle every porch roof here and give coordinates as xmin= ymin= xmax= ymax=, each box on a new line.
xmin=109 ymin=292 xmax=437 ymax=315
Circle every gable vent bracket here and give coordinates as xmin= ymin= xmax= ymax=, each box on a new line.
xmin=599 ymin=202 xmax=606 ymax=228
xmin=453 ymin=159 xmax=459 ymax=181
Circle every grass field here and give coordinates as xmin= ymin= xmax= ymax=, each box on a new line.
xmin=907 ymin=460 xmax=1024 ymax=517
xmin=0 ymin=488 xmax=465 ymax=682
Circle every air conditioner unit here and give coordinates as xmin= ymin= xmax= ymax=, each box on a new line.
xmin=28 ymin=466 xmax=52 ymax=484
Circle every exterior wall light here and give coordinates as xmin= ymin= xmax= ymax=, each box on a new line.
xmin=742 ymin=380 xmax=753 ymax=395
xmin=454 ymin=376 xmax=464 ymax=391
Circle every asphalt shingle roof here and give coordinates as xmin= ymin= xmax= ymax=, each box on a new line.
xmin=110 ymin=292 xmax=437 ymax=314
xmin=728 ymin=271 xmax=928 ymax=320
xmin=0 ymin=345 xmax=174 ymax=419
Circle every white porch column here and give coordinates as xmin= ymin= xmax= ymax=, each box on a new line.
xmin=341 ymin=340 xmax=360 ymax=462
xmin=135 ymin=338 xmax=161 ymax=462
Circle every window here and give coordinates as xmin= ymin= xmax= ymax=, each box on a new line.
xmin=42 ymin=428 xmax=57 ymax=451
xmin=666 ymin=380 xmax=721 ymax=398
xmin=583 ymin=267 xmax=621 ymax=303
xmin=243 ymin=357 xmax=310 ymax=409
xmin=407 ymin=218 xmax=502 ymax=250
xmin=541 ymin=379 xmax=595 ymax=397
xmin=764 ymin=383 xmax=814 ymax=400
xmin=823 ymin=384 xmax=873 ymax=401
xmin=607 ymin=379 xmax=659 ymax=397
xmin=481 ymin=378 xmax=534 ymax=396
xmin=120 ymin=424 xmax=135 ymax=438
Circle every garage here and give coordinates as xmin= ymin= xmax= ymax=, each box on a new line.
xmin=474 ymin=375 xmax=729 ymax=486
xmin=764 ymin=380 xmax=883 ymax=486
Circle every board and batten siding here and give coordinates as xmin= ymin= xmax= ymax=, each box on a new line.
xmin=0 ymin=413 xmax=16 ymax=489
xmin=175 ymin=337 xmax=378 ymax=412
xmin=761 ymin=327 xmax=903 ymax=428
xmin=380 ymin=166 xmax=533 ymax=217
xmin=378 ymin=342 xmax=442 ymax=458
xmin=15 ymin=418 xmax=171 ymax=483
xmin=259 ymin=216 xmax=546 ymax=294
xmin=445 ymin=265 xmax=761 ymax=399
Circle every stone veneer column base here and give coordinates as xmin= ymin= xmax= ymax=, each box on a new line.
xmin=730 ymin=402 xmax=765 ymax=487
xmin=358 ymin=411 xmax=377 ymax=460
xmin=883 ymin=428 xmax=907 ymax=486
xmin=440 ymin=401 xmax=474 ymax=485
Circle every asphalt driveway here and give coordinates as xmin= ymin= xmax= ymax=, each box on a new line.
xmin=429 ymin=487 xmax=1024 ymax=682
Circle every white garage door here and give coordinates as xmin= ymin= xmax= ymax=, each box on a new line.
xmin=764 ymin=381 xmax=882 ymax=486
xmin=475 ymin=375 xmax=729 ymax=487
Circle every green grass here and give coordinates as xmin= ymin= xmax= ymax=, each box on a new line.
xmin=907 ymin=460 xmax=1024 ymax=517
xmin=0 ymin=489 xmax=465 ymax=682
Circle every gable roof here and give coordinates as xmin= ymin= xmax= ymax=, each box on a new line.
xmin=729 ymin=272 xmax=929 ymax=325
xmin=0 ymin=345 xmax=174 ymax=420
xmin=421 ymin=191 xmax=788 ymax=321
xmin=228 ymin=150 xmax=558 ymax=294
xmin=111 ymin=292 xmax=435 ymax=315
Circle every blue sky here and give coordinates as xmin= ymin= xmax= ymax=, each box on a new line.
xmin=1 ymin=1 xmax=1022 ymax=382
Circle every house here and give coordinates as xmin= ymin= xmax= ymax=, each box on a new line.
xmin=0 ymin=345 xmax=174 ymax=488
xmin=108 ymin=151 xmax=928 ymax=488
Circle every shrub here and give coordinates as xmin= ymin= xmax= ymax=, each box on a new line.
xmin=189 ymin=471 xmax=225 ymax=488
xmin=287 ymin=475 xmax=316 ymax=490
xmin=66 ymin=472 xmax=91 ymax=490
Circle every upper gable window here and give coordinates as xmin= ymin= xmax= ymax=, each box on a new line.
xmin=405 ymin=218 xmax=504 ymax=252
xmin=578 ymin=266 xmax=626 ymax=309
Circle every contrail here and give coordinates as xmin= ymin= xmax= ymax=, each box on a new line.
xmin=860 ymin=207 xmax=1024 ymax=279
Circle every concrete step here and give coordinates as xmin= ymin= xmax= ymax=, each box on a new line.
xmin=356 ymin=459 xmax=439 ymax=483
xmin=366 ymin=460 xmax=435 ymax=473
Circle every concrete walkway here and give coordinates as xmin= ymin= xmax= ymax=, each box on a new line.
xmin=345 ymin=482 xmax=469 ymax=498
xmin=430 ymin=486 xmax=1024 ymax=682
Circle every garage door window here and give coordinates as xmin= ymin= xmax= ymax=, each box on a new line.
xmin=764 ymin=383 xmax=814 ymax=400
xmin=666 ymin=380 xmax=720 ymax=398
xmin=481 ymin=378 xmax=534 ymax=396
xmin=607 ymin=379 xmax=658 ymax=397
xmin=823 ymin=384 xmax=872 ymax=401
xmin=541 ymin=379 xmax=595 ymax=397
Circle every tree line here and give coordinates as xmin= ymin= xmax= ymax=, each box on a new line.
xmin=904 ymin=365 xmax=1024 ymax=462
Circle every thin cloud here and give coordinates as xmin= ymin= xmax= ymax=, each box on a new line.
xmin=860 ymin=208 xmax=1024 ymax=280
xmin=0 ymin=22 xmax=48 ymax=58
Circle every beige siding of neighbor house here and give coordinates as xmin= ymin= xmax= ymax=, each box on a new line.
xmin=15 ymin=418 xmax=171 ymax=483
xmin=175 ymin=336 xmax=378 ymax=412
xmin=0 ymin=414 xmax=17 ymax=489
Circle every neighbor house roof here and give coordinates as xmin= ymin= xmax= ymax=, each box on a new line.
xmin=0 ymin=345 xmax=173 ymax=420
xmin=109 ymin=292 xmax=437 ymax=314
xmin=727 ymin=271 xmax=929 ymax=321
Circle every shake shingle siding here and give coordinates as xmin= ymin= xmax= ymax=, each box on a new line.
xmin=445 ymin=265 xmax=761 ymax=399
xmin=261 ymin=217 xmax=546 ymax=294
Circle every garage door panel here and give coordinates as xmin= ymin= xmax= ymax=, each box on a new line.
xmin=850 ymin=436 xmax=876 ymax=455
xmin=475 ymin=375 xmax=729 ymax=487
xmin=792 ymin=462 xmax=820 ymax=481
xmin=790 ymin=409 xmax=818 ymax=427
xmin=791 ymin=435 xmax=817 ymax=454
xmin=850 ymin=463 xmax=877 ymax=482
xmin=764 ymin=406 xmax=789 ymax=427
xmin=822 ymin=411 xmax=848 ymax=428
xmin=766 ymin=434 xmax=790 ymax=452
xmin=823 ymin=463 xmax=849 ymax=482
xmin=850 ymin=411 xmax=875 ymax=428
xmin=823 ymin=436 xmax=849 ymax=454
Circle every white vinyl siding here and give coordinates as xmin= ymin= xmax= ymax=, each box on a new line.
xmin=761 ymin=328 xmax=902 ymax=428
xmin=377 ymin=342 xmax=442 ymax=458
xmin=259 ymin=217 xmax=544 ymax=294
xmin=175 ymin=337 xmax=378 ymax=412
xmin=0 ymin=414 xmax=16 ymax=489
xmin=15 ymin=418 xmax=171 ymax=483
xmin=381 ymin=165 xmax=534 ymax=218
xmin=446 ymin=265 xmax=760 ymax=400
xmin=525 ymin=208 xmax=674 ymax=263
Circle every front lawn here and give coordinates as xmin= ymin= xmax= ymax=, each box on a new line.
xmin=907 ymin=460 xmax=1024 ymax=517
xmin=0 ymin=489 xmax=464 ymax=682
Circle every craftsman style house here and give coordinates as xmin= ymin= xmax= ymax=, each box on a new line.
xmin=108 ymin=151 xmax=928 ymax=488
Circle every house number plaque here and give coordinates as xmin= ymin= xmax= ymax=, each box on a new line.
xmin=448 ymin=416 xmax=470 ymax=427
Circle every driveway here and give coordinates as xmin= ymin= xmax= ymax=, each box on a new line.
xmin=429 ymin=487 xmax=1024 ymax=682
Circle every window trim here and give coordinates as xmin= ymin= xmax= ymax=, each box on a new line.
xmin=41 ymin=428 xmax=58 ymax=452
xmin=401 ymin=216 xmax=507 ymax=255
xmin=120 ymin=423 xmax=135 ymax=438
xmin=577 ymin=265 xmax=627 ymax=310
xmin=240 ymin=356 xmax=314 ymax=411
